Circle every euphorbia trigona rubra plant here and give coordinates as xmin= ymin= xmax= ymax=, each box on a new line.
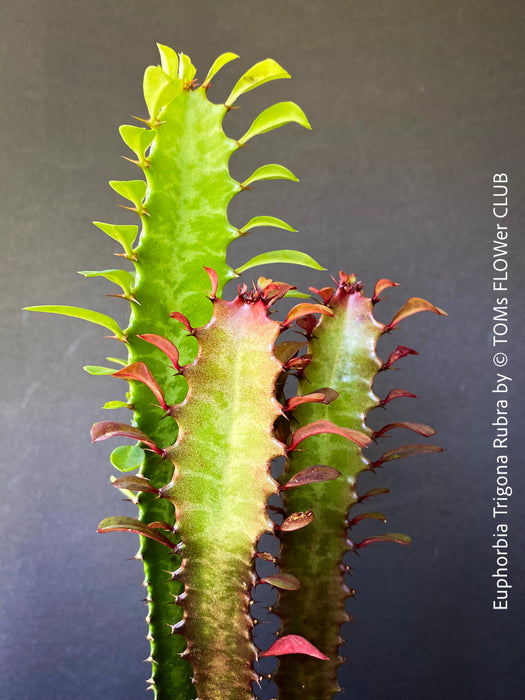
xmin=26 ymin=44 xmax=446 ymax=699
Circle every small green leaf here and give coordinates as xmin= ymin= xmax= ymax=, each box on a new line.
xmin=92 ymin=222 xmax=138 ymax=258
xmin=235 ymin=250 xmax=325 ymax=275
xmin=156 ymin=43 xmax=179 ymax=78
xmin=119 ymin=125 xmax=156 ymax=163
xmin=103 ymin=401 xmax=130 ymax=410
xmin=225 ymin=58 xmax=290 ymax=107
xmin=240 ymin=215 xmax=296 ymax=234
xmin=143 ymin=65 xmax=182 ymax=123
xmin=109 ymin=180 xmax=147 ymax=209
xmin=238 ymin=102 xmax=311 ymax=145
xmin=78 ymin=269 xmax=135 ymax=296
xmin=242 ymin=164 xmax=299 ymax=187
xmin=284 ymin=290 xmax=311 ymax=299
xmin=203 ymin=52 xmax=239 ymax=87
xmin=178 ymin=53 xmax=196 ymax=84
xmin=110 ymin=445 xmax=146 ymax=472
xmin=24 ymin=305 xmax=124 ymax=339
xmin=83 ymin=365 xmax=116 ymax=376
xmin=106 ymin=357 xmax=127 ymax=366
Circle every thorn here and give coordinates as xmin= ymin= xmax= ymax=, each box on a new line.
xmin=143 ymin=655 xmax=158 ymax=664
xmin=118 ymin=203 xmax=149 ymax=216
xmin=114 ymin=250 xmax=138 ymax=262
xmin=122 ymin=155 xmax=151 ymax=169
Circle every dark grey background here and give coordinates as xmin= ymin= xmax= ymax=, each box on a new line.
xmin=2 ymin=1 xmax=524 ymax=698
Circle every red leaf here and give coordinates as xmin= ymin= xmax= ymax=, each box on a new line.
xmin=285 ymin=388 xmax=338 ymax=412
xmin=373 ymin=421 xmax=435 ymax=439
xmin=357 ymin=487 xmax=390 ymax=502
xmin=386 ymin=297 xmax=447 ymax=330
xmin=260 ymin=573 xmax=301 ymax=590
xmin=274 ymin=340 xmax=305 ymax=363
xmin=256 ymin=551 xmax=276 ymax=563
xmin=309 ymin=286 xmax=334 ymax=304
xmin=348 ymin=511 xmax=386 ymax=527
xmin=97 ymin=516 xmax=176 ymax=549
xmin=282 ymin=465 xmax=341 ymax=489
xmin=147 ymin=520 xmax=174 ymax=531
xmin=379 ymin=389 xmax=417 ymax=406
xmin=372 ymin=443 xmax=444 ymax=468
xmin=169 ymin=311 xmax=193 ymax=333
xmin=91 ymin=421 xmax=162 ymax=455
xmin=280 ymin=510 xmax=315 ymax=532
xmin=373 ymin=278 xmax=399 ymax=301
xmin=204 ymin=267 xmax=218 ymax=297
xmin=353 ymin=532 xmax=411 ymax=549
xmin=260 ymin=634 xmax=329 ymax=660
xmin=112 ymin=475 xmax=158 ymax=494
xmin=112 ymin=362 xmax=167 ymax=410
xmin=288 ymin=419 xmax=371 ymax=451
xmin=383 ymin=345 xmax=419 ymax=369
xmin=138 ymin=334 xmax=181 ymax=371
xmin=296 ymin=314 xmax=317 ymax=336
xmin=282 ymin=303 xmax=333 ymax=328
xmin=285 ymin=355 xmax=312 ymax=372
xmin=261 ymin=281 xmax=295 ymax=305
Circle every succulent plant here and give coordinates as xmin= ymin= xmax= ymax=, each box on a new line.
xmin=25 ymin=44 xmax=445 ymax=699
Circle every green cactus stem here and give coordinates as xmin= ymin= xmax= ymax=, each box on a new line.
xmin=274 ymin=273 xmax=446 ymax=698
xmin=94 ymin=280 xmax=286 ymax=698
xmin=25 ymin=45 xmax=323 ymax=698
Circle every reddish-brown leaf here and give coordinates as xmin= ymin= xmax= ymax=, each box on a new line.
xmin=138 ymin=333 xmax=181 ymax=371
xmin=288 ymin=419 xmax=371 ymax=451
xmin=282 ymin=465 xmax=341 ymax=489
xmin=386 ymin=297 xmax=447 ymax=330
xmin=354 ymin=532 xmax=411 ymax=549
xmin=357 ymin=487 xmax=390 ymax=502
xmin=169 ymin=311 xmax=193 ymax=333
xmin=348 ymin=511 xmax=386 ymax=527
xmin=308 ymin=286 xmax=334 ymax=304
xmin=97 ymin=516 xmax=175 ymax=549
xmin=204 ymin=266 xmax=218 ymax=297
xmin=147 ymin=521 xmax=174 ymax=531
xmin=373 ymin=421 xmax=435 ymax=439
xmin=257 ymin=551 xmax=276 ymax=563
xmin=274 ymin=340 xmax=305 ymax=363
xmin=260 ymin=573 xmax=301 ymax=590
xmin=379 ymin=388 xmax=417 ymax=406
xmin=260 ymin=634 xmax=329 ymax=660
xmin=383 ymin=345 xmax=419 ymax=369
xmin=91 ymin=421 xmax=162 ymax=455
xmin=282 ymin=303 xmax=333 ymax=328
xmin=285 ymin=355 xmax=312 ymax=372
xmin=261 ymin=281 xmax=295 ymax=305
xmin=112 ymin=475 xmax=158 ymax=494
xmin=280 ymin=510 xmax=315 ymax=532
xmin=372 ymin=443 xmax=444 ymax=468
xmin=373 ymin=278 xmax=399 ymax=301
xmin=285 ymin=388 xmax=338 ymax=412
xmin=112 ymin=362 xmax=167 ymax=410
xmin=296 ymin=314 xmax=317 ymax=336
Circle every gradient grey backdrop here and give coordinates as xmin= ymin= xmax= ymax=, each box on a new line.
xmin=2 ymin=1 xmax=524 ymax=698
